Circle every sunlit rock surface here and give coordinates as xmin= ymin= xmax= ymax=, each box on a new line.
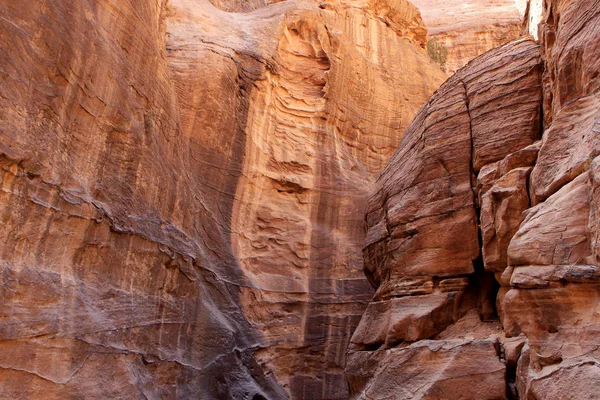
xmin=411 ymin=0 xmax=523 ymax=74
xmin=0 ymin=0 xmax=445 ymax=398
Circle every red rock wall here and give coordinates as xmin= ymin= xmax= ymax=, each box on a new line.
xmin=0 ymin=0 xmax=446 ymax=398
xmin=166 ymin=0 xmax=446 ymax=396
xmin=0 ymin=1 xmax=287 ymax=398
xmin=349 ymin=38 xmax=542 ymax=398
xmin=350 ymin=0 xmax=600 ymax=398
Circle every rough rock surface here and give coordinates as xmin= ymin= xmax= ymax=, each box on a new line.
xmin=0 ymin=0 xmax=448 ymax=398
xmin=349 ymin=37 xmax=542 ymax=399
xmin=351 ymin=0 xmax=600 ymax=398
xmin=4 ymin=0 xmax=599 ymax=398
xmin=411 ymin=0 xmax=523 ymax=74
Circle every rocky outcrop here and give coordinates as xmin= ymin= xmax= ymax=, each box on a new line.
xmin=503 ymin=1 xmax=600 ymax=396
xmin=411 ymin=0 xmax=524 ymax=74
xmin=0 ymin=0 xmax=447 ymax=398
xmin=6 ymin=0 xmax=597 ymax=398
xmin=349 ymin=37 xmax=542 ymax=398
xmin=350 ymin=0 xmax=600 ymax=398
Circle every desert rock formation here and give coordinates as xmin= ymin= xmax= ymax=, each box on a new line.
xmin=350 ymin=0 xmax=600 ymax=398
xmin=2 ymin=0 xmax=598 ymax=398
xmin=0 ymin=0 xmax=445 ymax=398
xmin=349 ymin=37 xmax=542 ymax=398
xmin=410 ymin=0 xmax=524 ymax=74
xmin=168 ymin=0 xmax=447 ymax=397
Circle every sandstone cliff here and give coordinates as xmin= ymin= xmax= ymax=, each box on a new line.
xmin=0 ymin=0 xmax=445 ymax=398
xmin=350 ymin=0 xmax=600 ymax=398
xmin=411 ymin=0 xmax=523 ymax=74
xmin=3 ymin=0 xmax=598 ymax=398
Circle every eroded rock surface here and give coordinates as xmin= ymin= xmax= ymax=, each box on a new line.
xmin=4 ymin=0 xmax=598 ymax=398
xmin=411 ymin=0 xmax=523 ymax=74
xmin=166 ymin=0 xmax=448 ymax=396
xmin=349 ymin=37 xmax=542 ymax=399
xmin=0 ymin=0 xmax=447 ymax=398
xmin=350 ymin=0 xmax=600 ymax=398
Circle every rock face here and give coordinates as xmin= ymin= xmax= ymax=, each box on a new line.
xmin=168 ymin=0 xmax=448 ymax=396
xmin=4 ymin=0 xmax=598 ymax=398
xmin=411 ymin=0 xmax=524 ymax=74
xmin=0 ymin=0 xmax=446 ymax=398
xmin=350 ymin=0 xmax=600 ymax=398
xmin=350 ymin=37 xmax=542 ymax=399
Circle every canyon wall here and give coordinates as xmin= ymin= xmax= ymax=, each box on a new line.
xmin=410 ymin=0 xmax=523 ymax=74
xmin=0 ymin=1 xmax=284 ymax=398
xmin=4 ymin=0 xmax=596 ymax=398
xmin=167 ymin=0 xmax=447 ymax=397
xmin=349 ymin=0 xmax=600 ymax=398
xmin=0 ymin=0 xmax=445 ymax=398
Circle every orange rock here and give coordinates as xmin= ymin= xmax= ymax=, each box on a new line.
xmin=351 ymin=38 xmax=542 ymax=398
xmin=352 ymin=0 xmax=600 ymax=398
xmin=347 ymin=339 xmax=506 ymax=399
xmin=411 ymin=0 xmax=523 ymax=74
xmin=0 ymin=0 xmax=447 ymax=397
xmin=481 ymin=167 xmax=532 ymax=272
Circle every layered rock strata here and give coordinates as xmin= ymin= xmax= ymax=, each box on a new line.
xmin=349 ymin=37 xmax=542 ymax=399
xmin=0 ymin=0 xmax=446 ymax=398
xmin=350 ymin=0 xmax=600 ymax=398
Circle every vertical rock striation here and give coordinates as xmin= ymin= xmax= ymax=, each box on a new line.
xmin=166 ymin=0 xmax=446 ymax=396
xmin=0 ymin=1 xmax=292 ymax=398
xmin=0 ymin=0 xmax=447 ymax=398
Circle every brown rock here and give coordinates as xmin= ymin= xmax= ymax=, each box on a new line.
xmin=350 ymin=0 xmax=600 ymax=398
xmin=504 ymin=285 xmax=600 ymax=396
xmin=0 ymin=0 xmax=447 ymax=397
xmin=347 ymin=340 xmax=506 ymax=400
xmin=481 ymin=167 xmax=532 ymax=272
xmin=510 ymin=264 xmax=600 ymax=288
xmin=530 ymin=93 xmax=600 ymax=203
xmin=508 ymin=172 xmax=592 ymax=267
xmin=475 ymin=142 xmax=541 ymax=266
xmin=436 ymin=309 xmax=504 ymax=340
xmin=475 ymin=141 xmax=540 ymax=206
xmin=5 ymin=0 xmax=600 ymax=397
xmin=351 ymin=38 xmax=542 ymax=398
xmin=502 ymin=334 xmax=526 ymax=369
xmin=465 ymin=42 xmax=543 ymax=171
xmin=363 ymin=38 xmax=541 ymax=285
xmin=540 ymin=0 xmax=600 ymax=124
xmin=350 ymin=292 xmax=458 ymax=349
xmin=361 ymin=37 xmax=541 ymax=295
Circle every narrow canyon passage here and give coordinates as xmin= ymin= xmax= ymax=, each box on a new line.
xmin=1 ymin=0 xmax=599 ymax=399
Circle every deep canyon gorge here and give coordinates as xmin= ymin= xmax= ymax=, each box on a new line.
xmin=0 ymin=0 xmax=599 ymax=399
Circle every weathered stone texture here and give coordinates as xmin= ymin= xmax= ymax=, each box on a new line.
xmin=0 ymin=0 xmax=447 ymax=398
xmin=349 ymin=38 xmax=542 ymax=399
xmin=351 ymin=0 xmax=600 ymax=398
xmin=411 ymin=0 xmax=523 ymax=74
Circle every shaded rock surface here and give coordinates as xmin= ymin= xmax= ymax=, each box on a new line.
xmin=3 ymin=0 xmax=598 ymax=398
xmin=350 ymin=37 xmax=542 ymax=399
xmin=350 ymin=0 xmax=600 ymax=398
xmin=0 ymin=0 xmax=449 ymax=398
